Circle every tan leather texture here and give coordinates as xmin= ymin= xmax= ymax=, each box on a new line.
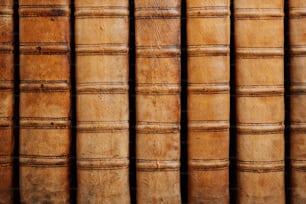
xmin=75 ymin=0 xmax=130 ymax=203
xmin=234 ymin=0 xmax=285 ymax=203
xmin=135 ymin=0 xmax=181 ymax=203
xmin=187 ymin=0 xmax=230 ymax=203
xmin=289 ymin=0 xmax=306 ymax=203
xmin=0 ymin=0 xmax=14 ymax=203
xmin=19 ymin=0 xmax=71 ymax=203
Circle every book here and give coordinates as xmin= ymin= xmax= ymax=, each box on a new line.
xmin=187 ymin=0 xmax=230 ymax=203
xmin=75 ymin=0 xmax=130 ymax=203
xmin=134 ymin=0 xmax=181 ymax=203
xmin=19 ymin=0 xmax=71 ymax=203
xmin=0 ymin=0 xmax=14 ymax=203
xmin=234 ymin=0 xmax=285 ymax=203
xmin=289 ymin=0 xmax=306 ymax=203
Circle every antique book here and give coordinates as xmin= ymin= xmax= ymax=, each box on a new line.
xmin=234 ymin=0 xmax=285 ymax=203
xmin=187 ymin=0 xmax=230 ymax=203
xmin=0 ymin=0 xmax=14 ymax=203
xmin=289 ymin=0 xmax=306 ymax=203
xmin=75 ymin=0 xmax=130 ymax=203
xmin=134 ymin=0 xmax=181 ymax=203
xmin=19 ymin=0 xmax=71 ymax=203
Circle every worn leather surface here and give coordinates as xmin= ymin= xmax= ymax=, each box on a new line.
xmin=187 ymin=0 xmax=230 ymax=203
xmin=234 ymin=0 xmax=285 ymax=203
xmin=0 ymin=0 xmax=14 ymax=203
xmin=135 ymin=0 xmax=181 ymax=203
xmin=75 ymin=0 xmax=130 ymax=203
xmin=289 ymin=0 xmax=306 ymax=203
xmin=19 ymin=0 xmax=71 ymax=203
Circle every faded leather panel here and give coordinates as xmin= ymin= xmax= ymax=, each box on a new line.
xmin=235 ymin=1 xmax=285 ymax=203
xmin=289 ymin=0 xmax=306 ymax=203
xmin=135 ymin=0 xmax=181 ymax=203
xmin=0 ymin=0 xmax=13 ymax=203
xmin=187 ymin=0 xmax=230 ymax=203
xmin=75 ymin=1 xmax=130 ymax=203
xmin=19 ymin=0 xmax=71 ymax=203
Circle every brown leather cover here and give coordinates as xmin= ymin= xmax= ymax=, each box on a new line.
xmin=187 ymin=0 xmax=230 ymax=203
xmin=19 ymin=0 xmax=71 ymax=203
xmin=75 ymin=0 xmax=130 ymax=203
xmin=234 ymin=0 xmax=285 ymax=203
xmin=0 ymin=0 xmax=14 ymax=203
xmin=289 ymin=0 xmax=306 ymax=203
xmin=135 ymin=0 xmax=181 ymax=203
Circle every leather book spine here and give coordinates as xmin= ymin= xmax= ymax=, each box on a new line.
xmin=187 ymin=0 xmax=230 ymax=203
xmin=0 ymin=0 xmax=14 ymax=203
xmin=234 ymin=0 xmax=285 ymax=203
xmin=75 ymin=0 xmax=130 ymax=203
xmin=134 ymin=0 xmax=181 ymax=203
xmin=19 ymin=0 xmax=71 ymax=203
xmin=289 ymin=0 xmax=306 ymax=203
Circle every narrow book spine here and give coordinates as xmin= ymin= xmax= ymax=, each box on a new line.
xmin=75 ymin=0 xmax=130 ymax=203
xmin=135 ymin=0 xmax=181 ymax=203
xmin=0 ymin=0 xmax=14 ymax=203
xmin=187 ymin=0 xmax=230 ymax=203
xmin=234 ymin=0 xmax=285 ymax=203
xmin=19 ymin=0 xmax=71 ymax=203
xmin=289 ymin=0 xmax=306 ymax=203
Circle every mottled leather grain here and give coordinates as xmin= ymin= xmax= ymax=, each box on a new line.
xmin=75 ymin=0 xmax=130 ymax=203
xmin=289 ymin=0 xmax=306 ymax=203
xmin=0 ymin=0 xmax=14 ymax=203
xmin=187 ymin=0 xmax=230 ymax=203
xmin=234 ymin=0 xmax=285 ymax=203
xmin=135 ymin=0 xmax=181 ymax=203
xmin=19 ymin=0 xmax=71 ymax=203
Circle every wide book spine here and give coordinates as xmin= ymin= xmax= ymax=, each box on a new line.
xmin=289 ymin=0 xmax=306 ymax=203
xmin=19 ymin=0 xmax=71 ymax=203
xmin=234 ymin=0 xmax=285 ymax=203
xmin=135 ymin=0 xmax=181 ymax=203
xmin=187 ymin=0 xmax=230 ymax=203
xmin=75 ymin=0 xmax=130 ymax=203
xmin=0 ymin=0 xmax=14 ymax=203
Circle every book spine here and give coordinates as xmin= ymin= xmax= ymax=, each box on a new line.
xmin=19 ymin=0 xmax=71 ymax=203
xmin=75 ymin=0 xmax=130 ymax=203
xmin=0 ymin=0 xmax=14 ymax=203
xmin=187 ymin=0 xmax=230 ymax=203
xmin=289 ymin=0 xmax=306 ymax=203
xmin=134 ymin=0 xmax=181 ymax=203
xmin=234 ymin=0 xmax=285 ymax=203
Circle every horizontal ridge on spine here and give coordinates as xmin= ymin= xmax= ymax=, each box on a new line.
xmin=136 ymin=160 xmax=180 ymax=171
xmin=235 ymin=8 xmax=283 ymax=19
xmin=77 ymin=121 xmax=129 ymax=133
xmin=76 ymin=44 xmax=128 ymax=55
xmin=236 ymin=85 xmax=284 ymax=96
xmin=0 ymin=80 xmax=14 ymax=90
xmin=136 ymin=46 xmax=180 ymax=58
xmin=189 ymin=159 xmax=229 ymax=171
xmin=291 ymin=160 xmax=306 ymax=171
xmin=290 ymin=45 xmax=306 ymax=56
xmin=77 ymin=82 xmax=128 ymax=94
xmin=0 ymin=43 xmax=13 ymax=53
xmin=77 ymin=158 xmax=129 ymax=170
xmin=0 ymin=155 xmax=12 ymax=165
xmin=20 ymin=43 xmax=69 ymax=55
xmin=291 ymin=83 xmax=306 ymax=94
xmin=188 ymin=83 xmax=229 ymax=94
xmin=188 ymin=45 xmax=229 ymax=56
xmin=19 ymin=155 xmax=69 ymax=167
xmin=237 ymin=122 xmax=284 ymax=134
xmin=291 ymin=122 xmax=306 ymax=132
xmin=0 ymin=6 xmax=13 ymax=16
xmin=188 ymin=120 xmax=229 ymax=132
xmin=20 ymin=81 xmax=70 ymax=92
xmin=289 ymin=7 xmax=306 ymax=17
xmin=136 ymin=122 xmax=180 ymax=134
xmin=75 ymin=6 xmax=128 ymax=17
xmin=19 ymin=5 xmax=69 ymax=17
xmin=236 ymin=47 xmax=284 ymax=58
xmin=136 ymin=83 xmax=180 ymax=94
xmin=0 ymin=117 xmax=13 ymax=128
xmin=135 ymin=7 xmax=180 ymax=18
xmin=20 ymin=117 xmax=70 ymax=129
xmin=187 ymin=6 xmax=229 ymax=17
xmin=238 ymin=160 xmax=284 ymax=172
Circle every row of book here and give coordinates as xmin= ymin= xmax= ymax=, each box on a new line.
xmin=0 ymin=0 xmax=306 ymax=203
